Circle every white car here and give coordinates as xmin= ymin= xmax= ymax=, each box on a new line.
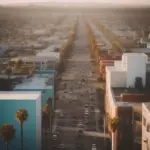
xmin=84 ymin=104 xmax=89 ymax=108
xmin=85 ymin=108 xmax=89 ymax=115
xmin=92 ymin=144 xmax=97 ymax=150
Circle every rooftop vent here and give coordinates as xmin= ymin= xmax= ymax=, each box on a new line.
xmin=135 ymin=77 xmax=143 ymax=92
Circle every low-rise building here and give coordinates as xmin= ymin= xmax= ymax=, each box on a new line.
xmin=105 ymin=53 xmax=149 ymax=150
xmin=13 ymin=69 xmax=55 ymax=111
xmin=0 ymin=91 xmax=42 ymax=150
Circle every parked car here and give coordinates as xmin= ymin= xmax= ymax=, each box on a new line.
xmin=84 ymin=104 xmax=88 ymax=108
xmin=78 ymin=123 xmax=85 ymax=130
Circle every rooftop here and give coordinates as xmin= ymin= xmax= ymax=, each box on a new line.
xmin=0 ymin=91 xmax=41 ymax=100
xmin=131 ymin=48 xmax=150 ymax=53
xmin=11 ymin=56 xmax=58 ymax=62
xmin=112 ymin=87 xmax=150 ymax=109
xmin=14 ymin=71 xmax=54 ymax=90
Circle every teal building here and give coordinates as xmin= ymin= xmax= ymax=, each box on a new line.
xmin=13 ymin=69 xmax=55 ymax=111
xmin=0 ymin=91 xmax=42 ymax=150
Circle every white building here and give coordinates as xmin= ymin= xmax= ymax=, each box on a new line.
xmin=105 ymin=53 xmax=149 ymax=150
xmin=142 ymin=103 xmax=150 ymax=150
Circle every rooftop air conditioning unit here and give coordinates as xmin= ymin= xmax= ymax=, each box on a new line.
xmin=135 ymin=77 xmax=143 ymax=91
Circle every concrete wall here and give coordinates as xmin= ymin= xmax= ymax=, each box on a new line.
xmin=110 ymin=71 xmax=126 ymax=88
xmin=122 ymin=53 xmax=148 ymax=87
xmin=14 ymin=88 xmax=54 ymax=111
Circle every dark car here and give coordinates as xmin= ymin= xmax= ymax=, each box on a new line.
xmin=59 ymin=144 xmax=65 ymax=150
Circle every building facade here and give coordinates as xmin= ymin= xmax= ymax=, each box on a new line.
xmin=0 ymin=91 xmax=42 ymax=150
xmin=13 ymin=70 xmax=55 ymax=112
xmin=105 ymin=53 xmax=149 ymax=150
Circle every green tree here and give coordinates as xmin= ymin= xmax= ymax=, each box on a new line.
xmin=16 ymin=109 xmax=28 ymax=150
xmin=108 ymin=117 xmax=119 ymax=150
xmin=0 ymin=124 xmax=16 ymax=150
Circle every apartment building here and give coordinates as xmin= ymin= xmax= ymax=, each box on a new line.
xmin=105 ymin=53 xmax=150 ymax=150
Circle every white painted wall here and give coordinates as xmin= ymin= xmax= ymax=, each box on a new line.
xmin=114 ymin=61 xmax=122 ymax=69
xmin=110 ymin=71 xmax=126 ymax=87
xmin=122 ymin=54 xmax=148 ymax=87
xmin=106 ymin=85 xmax=117 ymax=118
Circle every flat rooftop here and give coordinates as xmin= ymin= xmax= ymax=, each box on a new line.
xmin=0 ymin=91 xmax=41 ymax=100
xmin=132 ymin=48 xmax=150 ymax=53
xmin=14 ymin=72 xmax=54 ymax=90
xmin=112 ymin=87 xmax=150 ymax=110
xmin=143 ymin=102 xmax=150 ymax=112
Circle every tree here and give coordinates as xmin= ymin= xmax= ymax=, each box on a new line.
xmin=108 ymin=117 xmax=119 ymax=150
xmin=42 ymin=104 xmax=49 ymax=130
xmin=0 ymin=124 xmax=16 ymax=150
xmin=16 ymin=109 xmax=28 ymax=150
xmin=5 ymin=68 xmax=12 ymax=79
xmin=108 ymin=117 xmax=119 ymax=132
xmin=15 ymin=59 xmax=23 ymax=71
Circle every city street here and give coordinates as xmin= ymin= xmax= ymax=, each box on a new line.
xmin=52 ymin=16 xmax=110 ymax=150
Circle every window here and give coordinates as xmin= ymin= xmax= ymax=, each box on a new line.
xmin=143 ymin=116 xmax=146 ymax=126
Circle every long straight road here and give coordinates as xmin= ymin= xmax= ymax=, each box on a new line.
xmin=52 ymin=16 xmax=110 ymax=150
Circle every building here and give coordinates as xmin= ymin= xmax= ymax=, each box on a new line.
xmin=142 ymin=103 xmax=150 ymax=150
xmin=105 ymin=53 xmax=150 ymax=150
xmin=11 ymin=56 xmax=58 ymax=70
xmin=13 ymin=69 xmax=55 ymax=111
xmin=0 ymin=91 xmax=42 ymax=150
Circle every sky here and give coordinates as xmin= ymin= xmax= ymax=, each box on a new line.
xmin=0 ymin=0 xmax=150 ymax=5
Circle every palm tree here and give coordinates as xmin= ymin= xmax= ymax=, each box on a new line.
xmin=42 ymin=104 xmax=49 ymax=150
xmin=42 ymin=104 xmax=49 ymax=131
xmin=16 ymin=109 xmax=28 ymax=150
xmin=108 ymin=117 xmax=119 ymax=150
xmin=0 ymin=124 xmax=16 ymax=150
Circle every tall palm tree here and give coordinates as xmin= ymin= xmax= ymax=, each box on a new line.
xmin=0 ymin=124 xmax=16 ymax=150
xmin=16 ymin=109 xmax=28 ymax=150
xmin=108 ymin=117 xmax=119 ymax=150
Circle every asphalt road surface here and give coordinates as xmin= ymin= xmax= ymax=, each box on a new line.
xmin=52 ymin=16 xmax=110 ymax=150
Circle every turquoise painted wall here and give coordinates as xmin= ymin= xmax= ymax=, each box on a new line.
xmin=0 ymin=100 xmax=38 ymax=150
xmin=14 ymin=88 xmax=54 ymax=111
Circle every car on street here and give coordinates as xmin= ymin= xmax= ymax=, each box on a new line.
xmin=52 ymin=134 xmax=58 ymax=149
xmin=52 ymin=134 xmax=58 ymax=140
xmin=60 ymin=111 xmax=64 ymax=118
xmin=56 ymin=126 xmax=61 ymax=134
xmin=78 ymin=123 xmax=85 ymax=130
xmin=84 ymin=104 xmax=88 ymax=108
xmin=85 ymin=108 xmax=89 ymax=115
xmin=92 ymin=144 xmax=97 ymax=150
xmin=59 ymin=144 xmax=65 ymax=150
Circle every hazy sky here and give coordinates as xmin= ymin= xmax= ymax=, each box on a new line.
xmin=0 ymin=0 xmax=149 ymax=5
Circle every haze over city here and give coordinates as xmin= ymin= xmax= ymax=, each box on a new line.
xmin=0 ymin=0 xmax=150 ymax=5
xmin=0 ymin=0 xmax=150 ymax=149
